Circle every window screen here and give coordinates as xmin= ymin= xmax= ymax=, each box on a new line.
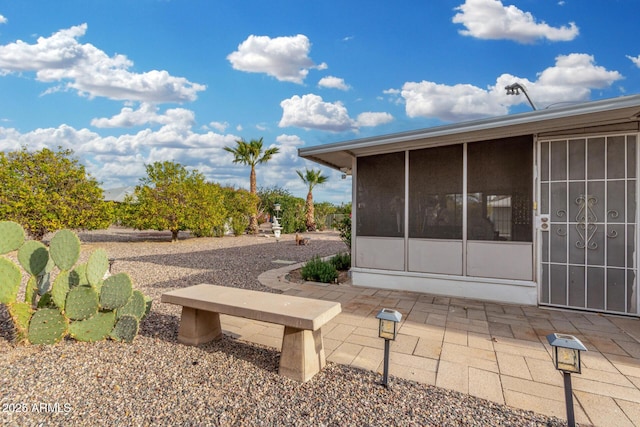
xmin=467 ymin=136 xmax=533 ymax=242
xmin=409 ymin=145 xmax=463 ymax=239
xmin=356 ymin=152 xmax=405 ymax=237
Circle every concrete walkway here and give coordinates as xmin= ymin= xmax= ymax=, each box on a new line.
xmin=221 ymin=262 xmax=640 ymax=426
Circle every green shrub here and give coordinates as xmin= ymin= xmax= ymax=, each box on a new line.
xmin=329 ymin=253 xmax=351 ymax=271
xmin=301 ymin=257 xmax=338 ymax=283
xmin=337 ymin=215 xmax=351 ymax=250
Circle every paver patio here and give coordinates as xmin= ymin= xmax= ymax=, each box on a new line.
xmin=220 ymin=262 xmax=640 ymax=426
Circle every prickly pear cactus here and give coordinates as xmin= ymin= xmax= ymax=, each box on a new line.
xmin=110 ymin=314 xmax=139 ymax=343
xmin=0 ymin=258 xmax=21 ymax=304
xmin=65 ymin=286 xmax=99 ymax=321
xmin=17 ymin=240 xmax=49 ymax=276
xmin=70 ymin=263 xmax=90 ymax=288
xmin=0 ymin=221 xmax=25 ymax=255
xmin=100 ymin=273 xmax=133 ymax=310
xmin=69 ymin=311 xmax=116 ymax=342
xmin=49 ymin=229 xmax=80 ymax=270
xmin=118 ymin=290 xmax=146 ymax=320
xmin=51 ymin=270 xmax=71 ymax=311
xmin=86 ymin=249 xmax=109 ymax=287
xmin=28 ymin=308 xmax=68 ymax=345
xmin=8 ymin=302 xmax=32 ymax=342
xmin=1 ymin=222 xmax=151 ymax=345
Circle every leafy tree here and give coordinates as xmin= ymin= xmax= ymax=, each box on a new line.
xmin=224 ymin=137 xmax=279 ymax=234
xmin=296 ymin=168 xmax=329 ymax=231
xmin=119 ymin=161 xmax=226 ymax=242
xmin=258 ymin=186 xmax=306 ymax=234
xmin=0 ymin=147 xmax=112 ymax=240
xmin=221 ymin=186 xmax=259 ymax=236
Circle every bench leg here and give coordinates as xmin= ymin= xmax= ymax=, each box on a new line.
xmin=279 ymin=327 xmax=325 ymax=382
xmin=177 ymin=307 xmax=222 ymax=345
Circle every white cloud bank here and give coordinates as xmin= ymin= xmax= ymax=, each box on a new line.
xmin=0 ymin=15 xmax=7 ymax=24
xmin=227 ymin=34 xmax=327 ymax=84
xmin=279 ymin=94 xmax=393 ymax=132
xmin=395 ymin=53 xmax=622 ymax=122
xmin=453 ymin=0 xmax=579 ymax=43
xmin=0 ymin=123 xmax=351 ymax=203
xmin=0 ymin=24 xmax=205 ymax=102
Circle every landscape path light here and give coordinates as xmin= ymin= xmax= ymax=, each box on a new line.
xmin=546 ymin=333 xmax=587 ymax=427
xmin=376 ymin=308 xmax=402 ymax=388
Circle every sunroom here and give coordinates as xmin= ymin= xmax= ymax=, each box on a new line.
xmin=299 ymin=95 xmax=640 ymax=316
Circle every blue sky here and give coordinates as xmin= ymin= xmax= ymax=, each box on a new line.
xmin=1 ymin=0 xmax=639 ymax=204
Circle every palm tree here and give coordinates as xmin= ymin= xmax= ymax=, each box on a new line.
xmin=297 ymin=168 xmax=329 ymax=231
xmin=224 ymin=137 xmax=279 ymax=233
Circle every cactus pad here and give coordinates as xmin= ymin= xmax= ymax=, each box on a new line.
xmin=110 ymin=314 xmax=139 ymax=343
xmin=51 ymin=270 xmax=71 ymax=310
xmin=143 ymin=296 xmax=153 ymax=320
xmin=17 ymin=240 xmax=50 ymax=276
xmin=28 ymin=308 xmax=68 ymax=345
xmin=25 ymin=276 xmax=37 ymax=305
xmin=65 ymin=286 xmax=99 ymax=321
xmin=69 ymin=311 xmax=116 ymax=342
xmin=0 ymin=257 xmax=21 ymax=304
xmin=8 ymin=302 xmax=32 ymax=342
xmin=100 ymin=273 xmax=133 ymax=310
xmin=49 ymin=229 xmax=80 ymax=270
xmin=118 ymin=290 xmax=146 ymax=320
xmin=86 ymin=249 xmax=109 ymax=287
xmin=0 ymin=221 xmax=25 ymax=255
xmin=70 ymin=263 xmax=90 ymax=288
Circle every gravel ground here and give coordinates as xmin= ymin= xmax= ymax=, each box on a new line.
xmin=0 ymin=227 xmax=566 ymax=426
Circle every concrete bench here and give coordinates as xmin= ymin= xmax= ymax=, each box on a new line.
xmin=161 ymin=284 xmax=341 ymax=382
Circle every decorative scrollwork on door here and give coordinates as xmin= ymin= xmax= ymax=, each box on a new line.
xmin=576 ymin=195 xmax=598 ymax=250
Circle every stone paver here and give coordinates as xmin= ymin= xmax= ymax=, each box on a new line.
xmin=249 ymin=264 xmax=640 ymax=426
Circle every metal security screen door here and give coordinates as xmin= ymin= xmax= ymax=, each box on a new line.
xmin=539 ymin=135 xmax=639 ymax=315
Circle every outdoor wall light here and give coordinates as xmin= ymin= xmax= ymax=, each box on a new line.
xmin=546 ymin=333 xmax=587 ymax=427
xmin=376 ymin=308 xmax=402 ymax=388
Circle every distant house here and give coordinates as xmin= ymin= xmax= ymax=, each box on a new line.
xmin=103 ymin=186 xmax=135 ymax=203
xmin=299 ymin=94 xmax=640 ymax=317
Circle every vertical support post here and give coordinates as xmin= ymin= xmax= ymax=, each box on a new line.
xmin=382 ymin=339 xmax=390 ymax=388
xmin=563 ymin=372 xmax=576 ymax=427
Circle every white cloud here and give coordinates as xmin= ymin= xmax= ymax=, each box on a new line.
xmin=318 ymin=76 xmax=350 ymax=91
xmin=279 ymin=93 xmax=394 ymax=132
xmin=208 ymin=121 xmax=229 ymax=132
xmin=356 ymin=112 xmax=394 ymax=127
xmin=0 ymin=24 xmax=205 ymax=102
xmin=453 ymin=0 xmax=579 ymax=43
xmin=397 ymin=53 xmax=622 ymax=122
xmin=402 ymin=81 xmax=507 ymax=121
xmin=227 ymin=34 xmax=327 ymax=84
xmin=90 ymin=103 xmax=196 ymax=129
xmin=627 ymin=55 xmax=640 ymax=68
xmin=279 ymin=94 xmax=355 ymax=131
xmin=0 ymin=15 xmax=7 ymax=24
